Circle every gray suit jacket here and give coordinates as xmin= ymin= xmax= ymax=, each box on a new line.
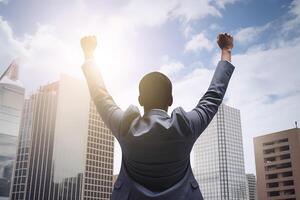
xmin=82 ymin=60 xmax=235 ymax=200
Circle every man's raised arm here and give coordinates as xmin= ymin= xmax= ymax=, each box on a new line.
xmin=186 ymin=33 xmax=235 ymax=139
xmin=80 ymin=36 xmax=124 ymax=139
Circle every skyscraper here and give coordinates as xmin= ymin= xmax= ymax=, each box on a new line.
xmin=0 ymin=60 xmax=24 ymax=198
xmin=254 ymin=128 xmax=300 ymax=200
xmin=0 ymin=134 xmax=17 ymax=198
xmin=193 ymin=104 xmax=248 ymax=200
xmin=246 ymin=174 xmax=256 ymax=200
xmin=10 ymin=74 xmax=114 ymax=200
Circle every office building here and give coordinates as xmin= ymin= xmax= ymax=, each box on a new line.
xmin=0 ymin=134 xmax=18 ymax=197
xmin=0 ymin=60 xmax=24 ymax=198
xmin=0 ymin=60 xmax=24 ymax=136
xmin=254 ymin=128 xmax=300 ymax=200
xmin=193 ymin=104 xmax=248 ymax=200
xmin=246 ymin=174 xmax=256 ymax=200
xmin=10 ymin=74 xmax=114 ymax=200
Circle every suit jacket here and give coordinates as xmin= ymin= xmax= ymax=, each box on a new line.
xmin=82 ymin=60 xmax=235 ymax=200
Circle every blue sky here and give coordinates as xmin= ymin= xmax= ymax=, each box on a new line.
xmin=0 ymin=0 xmax=299 ymax=174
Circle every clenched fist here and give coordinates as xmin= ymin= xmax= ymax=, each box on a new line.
xmin=217 ymin=33 xmax=233 ymax=50
xmin=81 ymin=35 xmax=97 ymax=60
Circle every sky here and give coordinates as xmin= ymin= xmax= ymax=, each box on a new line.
xmin=0 ymin=0 xmax=299 ymax=175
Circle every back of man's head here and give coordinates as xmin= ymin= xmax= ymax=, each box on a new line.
xmin=139 ymin=72 xmax=173 ymax=111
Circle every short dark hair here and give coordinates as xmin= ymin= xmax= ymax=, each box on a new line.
xmin=139 ymin=72 xmax=172 ymax=108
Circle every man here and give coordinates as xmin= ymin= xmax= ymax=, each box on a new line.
xmin=81 ymin=33 xmax=234 ymax=200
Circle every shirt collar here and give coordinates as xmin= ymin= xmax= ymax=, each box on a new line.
xmin=144 ymin=109 xmax=169 ymax=116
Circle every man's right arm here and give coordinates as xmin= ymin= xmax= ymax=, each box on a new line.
xmin=80 ymin=36 xmax=124 ymax=139
xmin=186 ymin=33 xmax=235 ymax=139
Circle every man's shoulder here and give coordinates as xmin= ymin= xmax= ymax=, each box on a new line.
xmin=120 ymin=105 xmax=141 ymax=135
xmin=171 ymin=107 xmax=188 ymax=117
xmin=170 ymin=107 xmax=192 ymax=127
xmin=122 ymin=105 xmax=141 ymax=122
xmin=124 ymin=104 xmax=140 ymax=114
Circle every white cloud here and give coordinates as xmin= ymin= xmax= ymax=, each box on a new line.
xmin=160 ymin=62 xmax=184 ymax=75
xmin=120 ymin=0 xmax=222 ymax=27
xmin=0 ymin=0 xmax=8 ymax=4
xmin=235 ymin=23 xmax=270 ymax=45
xmin=0 ymin=17 xmax=26 ymax=62
xmin=116 ymin=0 xmax=175 ymax=28
xmin=209 ymin=23 xmax=221 ymax=30
xmin=159 ymin=55 xmax=185 ymax=76
xmin=216 ymin=0 xmax=239 ymax=9
xmin=0 ymin=18 xmax=83 ymax=91
xmin=283 ymin=0 xmax=300 ymax=32
xmin=171 ymin=67 xmax=214 ymax=111
xmin=235 ymin=0 xmax=300 ymax=47
xmin=113 ymin=0 xmax=240 ymax=30
xmin=185 ymin=32 xmax=214 ymax=52
xmin=171 ymin=0 xmax=221 ymax=22
xmin=183 ymin=25 xmax=193 ymax=38
xmin=229 ymin=41 xmax=300 ymax=106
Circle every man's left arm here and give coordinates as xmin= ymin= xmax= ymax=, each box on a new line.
xmin=81 ymin=36 xmax=124 ymax=139
xmin=185 ymin=33 xmax=235 ymax=140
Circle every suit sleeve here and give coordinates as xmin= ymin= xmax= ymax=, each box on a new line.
xmin=82 ymin=60 xmax=124 ymax=139
xmin=186 ymin=60 xmax=235 ymax=139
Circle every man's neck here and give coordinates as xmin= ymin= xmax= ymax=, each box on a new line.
xmin=144 ymin=107 xmax=168 ymax=114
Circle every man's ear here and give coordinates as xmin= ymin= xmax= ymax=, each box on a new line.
xmin=168 ymin=95 xmax=173 ymax=106
xmin=138 ymin=95 xmax=144 ymax=106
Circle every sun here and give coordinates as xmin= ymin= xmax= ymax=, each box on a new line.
xmin=93 ymin=31 xmax=136 ymax=86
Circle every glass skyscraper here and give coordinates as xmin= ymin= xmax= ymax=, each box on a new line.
xmin=246 ymin=174 xmax=256 ymax=200
xmin=0 ymin=60 xmax=24 ymax=198
xmin=0 ymin=134 xmax=17 ymax=198
xmin=0 ymin=60 xmax=24 ymax=137
xmin=193 ymin=104 xmax=248 ymax=200
xmin=10 ymin=74 xmax=114 ymax=200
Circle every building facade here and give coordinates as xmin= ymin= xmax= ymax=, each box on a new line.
xmin=0 ymin=134 xmax=18 ymax=197
xmin=246 ymin=174 xmax=256 ymax=200
xmin=0 ymin=61 xmax=24 ymax=198
xmin=193 ymin=104 xmax=248 ymax=200
xmin=10 ymin=75 xmax=114 ymax=200
xmin=0 ymin=60 xmax=24 ymax=137
xmin=254 ymin=128 xmax=300 ymax=200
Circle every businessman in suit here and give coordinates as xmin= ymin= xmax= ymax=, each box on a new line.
xmin=81 ymin=33 xmax=234 ymax=200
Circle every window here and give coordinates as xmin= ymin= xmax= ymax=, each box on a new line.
xmin=277 ymin=162 xmax=291 ymax=169
xmin=280 ymin=154 xmax=290 ymax=160
xmin=263 ymin=141 xmax=274 ymax=146
xmin=278 ymin=138 xmax=288 ymax=143
xmin=265 ymin=157 xmax=276 ymax=163
xmin=264 ymin=148 xmax=275 ymax=154
xmin=283 ymin=180 xmax=294 ymax=186
xmin=283 ymin=189 xmax=295 ymax=195
xmin=282 ymin=171 xmax=293 ymax=177
xmin=268 ymin=191 xmax=280 ymax=197
xmin=279 ymin=145 xmax=289 ymax=151
xmin=266 ymin=165 xmax=277 ymax=171
xmin=266 ymin=174 xmax=278 ymax=179
xmin=267 ymin=182 xmax=278 ymax=188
